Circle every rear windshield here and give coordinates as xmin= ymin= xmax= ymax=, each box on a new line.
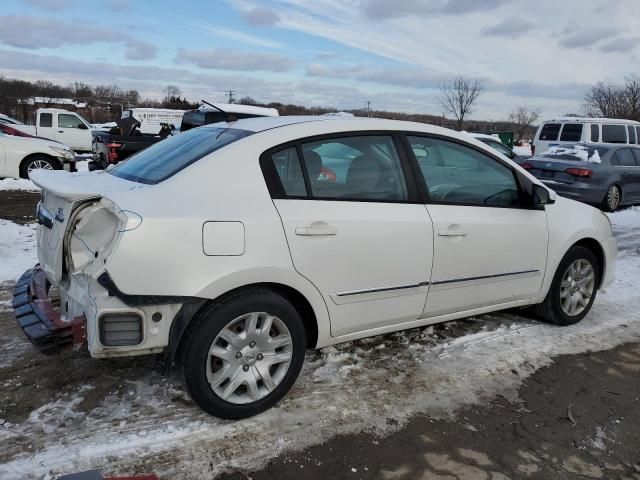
xmin=540 ymin=144 xmax=608 ymax=163
xmin=539 ymin=123 xmax=561 ymax=141
xmin=110 ymin=126 xmax=252 ymax=184
xmin=559 ymin=123 xmax=583 ymax=142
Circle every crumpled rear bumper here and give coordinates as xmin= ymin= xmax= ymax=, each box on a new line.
xmin=13 ymin=265 xmax=87 ymax=355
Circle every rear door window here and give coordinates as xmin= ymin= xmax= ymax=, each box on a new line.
xmin=590 ymin=124 xmax=599 ymax=142
xmin=559 ymin=123 xmax=583 ymax=142
xmin=538 ymin=123 xmax=561 ymax=141
xmin=628 ymin=126 xmax=637 ymax=144
xmin=615 ymin=149 xmax=638 ymax=167
xmin=602 ymin=125 xmax=627 ymax=143
xmin=269 ymin=147 xmax=307 ymax=197
xmin=300 ymin=136 xmax=408 ymax=201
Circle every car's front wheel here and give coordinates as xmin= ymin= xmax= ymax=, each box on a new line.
xmin=534 ymin=245 xmax=600 ymax=326
xmin=180 ymin=289 xmax=306 ymax=419
xmin=20 ymin=155 xmax=61 ymax=179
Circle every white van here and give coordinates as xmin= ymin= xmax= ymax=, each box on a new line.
xmin=532 ymin=117 xmax=640 ymax=155
xmin=122 ymin=108 xmax=186 ymax=134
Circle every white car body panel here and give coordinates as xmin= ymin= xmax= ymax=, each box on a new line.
xmin=28 ymin=117 xmax=616 ymax=358
xmin=0 ymin=131 xmax=74 ymax=179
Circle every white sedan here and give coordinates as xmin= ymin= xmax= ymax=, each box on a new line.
xmin=17 ymin=116 xmax=616 ymax=419
xmin=0 ymin=125 xmax=75 ymax=178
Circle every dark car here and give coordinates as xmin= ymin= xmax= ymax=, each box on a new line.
xmin=521 ymin=143 xmax=640 ymax=211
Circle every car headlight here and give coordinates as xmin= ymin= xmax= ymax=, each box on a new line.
xmin=50 ymin=146 xmax=75 ymax=160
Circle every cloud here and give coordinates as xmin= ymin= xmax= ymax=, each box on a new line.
xmin=0 ymin=15 xmax=157 ymax=60
xmin=21 ymin=0 xmax=74 ymax=10
xmin=559 ymin=27 xmax=618 ymax=49
xmin=599 ymin=37 xmax=639 ymax=53
xmin=241 ymin=6 xmax=280 ymax=26
xmin=176 ymin=48 xmax=297 ymax=72
xmin=482 ymin=17 xmax=535 ymax=39
xmin=362 ymin=0 xmax=512 ymax=20
xmin=191 ymin=23 xmax=283 ymax=49
xmin=501 ymin=81 xmax=590 ymax=100
xmin=306 ymin=63 xmax=447 ymax=89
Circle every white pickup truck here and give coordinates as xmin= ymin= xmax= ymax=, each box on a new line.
xmin=14 ymin=108 xmax=93 ymax=152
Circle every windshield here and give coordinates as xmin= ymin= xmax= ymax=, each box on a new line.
xmin=110 ymin=126 xmax=253 ymax=184
xmin=540 ymin=144 xmax=608 ymax=163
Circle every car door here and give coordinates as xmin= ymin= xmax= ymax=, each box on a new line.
xmin=57 ymin=113 xmax=89 ymax=151
xmin=616 ymin=148 xmax=640 ymax=201
xmin=263 ymin=133 xmax=434 ymax=337
xmin=36 ymin=111 xmax=56 ymax=142
xmin=405 ymin=135 xmax=548 ymax=317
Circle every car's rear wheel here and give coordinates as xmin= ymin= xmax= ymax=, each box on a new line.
xmin=19 ymin=155 xmax=60 ymax=179
xmin=534 ymin=245 xmax=600 ymax=326
xmin=602 ymin=184 xmax=621 ymax=212
xmin=180 ymin=289 xmax=306 ymax=419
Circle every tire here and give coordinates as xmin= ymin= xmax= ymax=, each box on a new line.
xmin=19 ymin=155 xmax=60 ymax=179
xmin=180 ymin=289 xmax=307 ymax=419
xmin=534 ymin=246 xmax=600 ymax=326
xmin=601 ymin=184 xmax=621 ymax=212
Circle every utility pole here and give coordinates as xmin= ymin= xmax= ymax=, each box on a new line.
xmin=366 ymin=100 xmax=372 ymax=118
xmin=226 ymin=90 xmax=235 ymax=104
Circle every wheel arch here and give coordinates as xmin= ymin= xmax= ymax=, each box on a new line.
xmin=167 ymin=281 xmax=324 ymax=372
xmin=19 ymin=153 xmax=62 ymax=178
xmin=571 ymin=237 xmax=606 ymax=289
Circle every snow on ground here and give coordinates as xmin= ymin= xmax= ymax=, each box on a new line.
xmin=0 ymin=209 xmax=639 ymax=478
xmin=0 ymin=178 xmax=40 ymax=192
xmin=0 ymin=221 xmax=37 ymax=282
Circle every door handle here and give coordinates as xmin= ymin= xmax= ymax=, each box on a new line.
xmin=58 ymin=130 xmax=64 ymax=133
xmin=438 ymin=226 xmax=467 ymax=237
xmin=295 ymin=226 xmax=337 ymax=236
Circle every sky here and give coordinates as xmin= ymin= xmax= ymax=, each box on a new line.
xmin=0 ymin=0 xmax=638 ymax=120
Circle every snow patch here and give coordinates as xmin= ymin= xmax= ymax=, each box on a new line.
xmin=0 ymin=178 xmax=40 ymax=192
xmin=0 ymin=221 xmax=37 ymax=283
xmin=544 ymin=145 xmax=602 ymax=163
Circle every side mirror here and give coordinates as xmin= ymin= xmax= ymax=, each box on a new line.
xmin=509 ymin=150 xmax=517 ymax=159
xmin=78 ymin=123 xmax=88 ymax=130
xmin=533 ymin=184 xmax=555 ymax=206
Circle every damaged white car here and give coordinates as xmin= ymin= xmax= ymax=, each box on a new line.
xmin=14 ymin=116 xmax=616 ymax=419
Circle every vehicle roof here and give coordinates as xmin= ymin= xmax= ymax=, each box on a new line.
xmin=195 ymin=103 xmax=279 ymax=117
xmin=540 ymin=117 xmax=640 ymax=125
xmin=209 ymin=115 xmax=472 ymax=138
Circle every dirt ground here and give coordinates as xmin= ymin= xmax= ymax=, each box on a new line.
xmin=221 ymin=342 xmax=640 ymax=480
xmin=0 ymin=190 xmax=639 ymax=479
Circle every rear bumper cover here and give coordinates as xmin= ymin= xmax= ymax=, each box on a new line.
xmin=13 ymin=266 xmax=87 ymax=355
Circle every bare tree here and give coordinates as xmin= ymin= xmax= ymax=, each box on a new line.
xmin=163 ymin=85 xmax=181 ymax=102
xmin=584 ymin=76 xmax=640 ymax=120
xmin=439 ymin=75 xmax=483 ymax=130
xmin=508 ymin=104 xmax=540 ymax=141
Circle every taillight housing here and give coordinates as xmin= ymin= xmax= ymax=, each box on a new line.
xmin=522 ymin=162 xmax=533 ymax=170
xmin=106 ymin=142 xmax=122 ymax=162
xmin=565 ymin=167 xmax=593 ymax=178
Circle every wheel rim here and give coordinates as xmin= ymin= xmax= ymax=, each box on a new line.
xmin=27 ymin=160 xmax=53 ymax=174
xmin=206 ymin=312 xmax=293 ymax=405
xmin=607 ymin=186 xmax=620 ymax=210
xmin=560 ymin=259 xmax=596 ymax=317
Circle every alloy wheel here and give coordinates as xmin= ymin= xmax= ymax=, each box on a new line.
xmin=206 ymin=312 xmax=293 ymax=404
xmin=27 ymin=159 xmax=54 ymax=174
xmin=607 ymin=185 xmax=620 ymax=211
xmin=559 ymin=259 xmax=596 ymax=317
